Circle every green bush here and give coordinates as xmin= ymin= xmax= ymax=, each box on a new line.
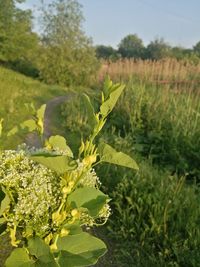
xmin=107 ymin=161 xmax=200 ymax=266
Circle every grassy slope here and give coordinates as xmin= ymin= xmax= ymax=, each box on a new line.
xmin=0 ymin=66 xmax=67 ymax=149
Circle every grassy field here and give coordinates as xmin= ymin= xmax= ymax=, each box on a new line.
xmin=1 ymin=59 xmax=200 ymax=266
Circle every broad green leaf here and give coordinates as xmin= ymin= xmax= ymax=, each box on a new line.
xmin=103 ymin=75 xmax=113 ymax=100
xmin=0 ymin=193 xmax=10 ymax=216
xmin=48 ymin=135 xmax=73 ymax=157
xmin=68 ymin=187 xmax=108 ymax=217
xmin=57 ymin=232 xmax=107 ymax=267
xmin=20 ymin=119 xmax=37 ymax=132
xmin=5 ymin=248 xmax=34 ymax=267
xmin=57 ymin=251 xmax=93 ymax=267
xmin=36 ymin=104 xmax=46 ymax=120
xmin=28 ymin=237 xmax=58 ymax=267
xmin=82 ymin=94 xmax=98 ymax=129
xmin=28 ymin=237 xmax=50 ymax=257
xmin=100 ymin=83 xmax=125 ymax=116
xmin=30 ymin=154 xmax=77 ymax=174
xmin=98 ymin=143 xmax=139 ymax=170
xmin=62 ymin=222 xmax=82 ymax=235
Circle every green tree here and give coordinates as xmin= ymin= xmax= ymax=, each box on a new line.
xmin=38 ymin=0 xmax=99 ymax=86
xmin=0 ymin=0 xmax=38 ymax=63
xmin=146 ymin=38 xmax=171 ymax=60
xmin=118 ymin=34 xmax=145 ymax=58
xmin=95 ymin=45 xmax=120 ymax=60
xmin=193 ymin=41 xmax=200 ymax=56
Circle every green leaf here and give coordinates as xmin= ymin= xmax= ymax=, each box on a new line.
xmin=30 ymin=154 xmax=77 ymax=174
xmin=62 ymin=222 xmax=82 ymax=235
xmin=103 ymin=75 xmax=113 ymax=100
xmin=20 ymin=119 xmax=37 ymax=132
xmin=82 ymin=93 xmax=98 ymax=129
xmin=48 ymin=135 xmax=73 ymax=157
xmin=57 ymin=251 xmax=93 ymax=267
xmin=28 ymin=237 xmax=50 ymax=257
xmin=68 ymin=187 xmax=108 ymax=217
xmin=0 ymin=193 xmax=10 ymax=216
xmin=98 ymin=143 xmax=139 ymax=170
xmin=57 ymin=232 xmax=107 ymax=267
xmin=5 ymin=248 xmax=34 ymax=267
xmin=36 ymin=104 xmax=46 ymax=120
xmin=100 ymin=83 xmax=125 ymax=116
xmin=28 ymin=237 xmax=58 ymax=267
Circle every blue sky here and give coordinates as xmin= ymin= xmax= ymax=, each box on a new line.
xmin=20 ymin=0 xmax=200 ymax=48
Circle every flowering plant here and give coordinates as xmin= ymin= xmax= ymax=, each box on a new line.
xmin=0 ymin=78 xmax=138 ymax=267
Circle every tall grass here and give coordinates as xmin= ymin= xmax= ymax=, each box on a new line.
xmin=99 ymin=58 xmax=200 ymax=92
xmin=106 ymin=78 xmax=200 ymax=179
xmin=107 ymin=159 xmax=200 ymax=267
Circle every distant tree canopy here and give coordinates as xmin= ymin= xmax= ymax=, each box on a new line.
xmin=118 ymin=34 xmax=145 ymax=58
xmin=95 ymin=45 xmax=120 ymax=60
xmin=1 ymin=0 xmax=200 ymax=82
xmin=96 ymin=34 xmax=200 ymax=64
xmin=37 ymin=0 xmax=98 ymax=86
xmin=193 ymin=41 xmax=200 ymax=56
xmin=146 ymin=38 xmax=171 ymax=60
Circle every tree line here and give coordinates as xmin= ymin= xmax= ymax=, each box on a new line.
xmin=0 ymin=0 xmax=98 ymax=86
xmin=1 ymin=0 xmax=200 ymax=87
xmin=96 ymin=34 xmax=200 ymax=63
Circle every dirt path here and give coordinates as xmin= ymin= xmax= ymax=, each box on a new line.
xmin=25 ymin=94 xmax=74 ymax=147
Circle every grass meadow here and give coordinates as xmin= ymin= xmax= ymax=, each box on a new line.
xmin=0 ymin=58 xmax=200 ymax=266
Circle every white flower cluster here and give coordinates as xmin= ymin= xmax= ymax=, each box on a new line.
xmin=79 ymin=203 xmax=111 ymax=228
xmin=0 ymin=147 xmax=110 ymax=241
xmin=71 ymin=160 xmax=101 ymax=188
xmin=0 ymin=149 xmax=61 ymax=236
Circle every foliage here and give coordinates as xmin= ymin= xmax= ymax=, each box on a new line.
xmin=193 ymin=41 xmax=200 ymax=56
xmin=107 ymin=160 xmax=200 ymax=266
xmin=118 ymin=34 xmax=145 ymax=59
xmin=0 ymin=78 xmax=138 ymax=266
xmin=146 ymin=38 xmax=171 ymax=60
xmin=37 ymin=0 xmax=99 ymax=86
xmin=95 ymin=45 xmax=120 ymax=60
xmin=0 ymin=0 xmax=39 ymax=66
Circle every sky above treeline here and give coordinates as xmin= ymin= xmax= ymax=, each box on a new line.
xmin=20 ymin=0 xmax=200 ymax=48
